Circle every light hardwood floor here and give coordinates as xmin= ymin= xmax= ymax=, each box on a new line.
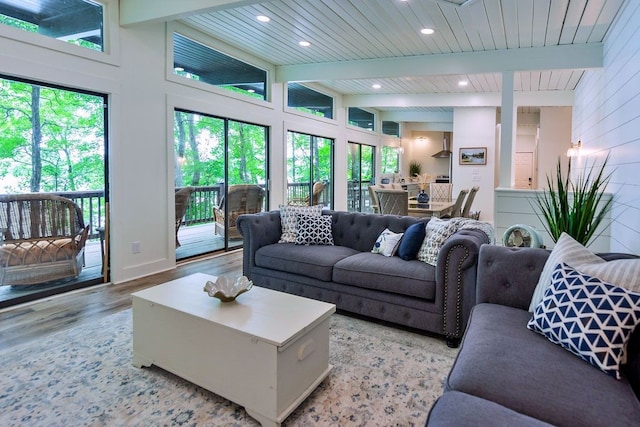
xmin=0 ymin=250 xmax=243 ymax=350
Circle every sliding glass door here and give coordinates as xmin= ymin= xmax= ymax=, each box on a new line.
xmin=174 ymin=109 xmax=268 ymax=259
xmin=347 ymin=142 xmax=375 ymax=212
xmin=286 ymin=131 xmax=333 ymax=208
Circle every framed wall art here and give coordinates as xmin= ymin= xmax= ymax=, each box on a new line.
xmin=459 ymin=147 xmax=487 ymax=165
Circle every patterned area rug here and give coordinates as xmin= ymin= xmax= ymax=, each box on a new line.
xmin=0 ymin=310 xmax=457 ymax=426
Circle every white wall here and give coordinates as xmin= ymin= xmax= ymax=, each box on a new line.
xmin=452 ymin=107 xmax=497 ymax=222
xmin=537 ymin=107 xmax=572 ymax=189
xmin=572 ymin=0 xmax=640 ymax=254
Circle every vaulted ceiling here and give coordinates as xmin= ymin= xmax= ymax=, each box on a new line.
xmin=121 ymin=0 xmax=626 ymax=119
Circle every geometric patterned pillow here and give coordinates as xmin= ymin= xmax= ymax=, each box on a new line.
xmin=371 ymin=228 xmax=404 ymax=257
xmin=527 ymin=262 xmax=640 ymax=379
xmin=417 ymin=217 xmax=463 ymax=266
xmin=278 ymin=204 xmax=324 ymax=243
xmin=294 ymin=214 xmax=334 ymax=246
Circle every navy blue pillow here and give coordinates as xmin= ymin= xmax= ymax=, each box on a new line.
xmin=396 ymin=222 xmax=426 ymax=260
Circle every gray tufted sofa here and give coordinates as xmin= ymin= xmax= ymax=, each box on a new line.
xmin=237 ymin=210 xmax=490 ymax=347
xmin=427 ymin=244 xmax=640 ymax=426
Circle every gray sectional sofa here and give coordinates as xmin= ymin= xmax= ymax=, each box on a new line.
xmin=427 ymin=245 xmax=640 ymax=426
xmin=237 ymin=210 xmax=490 ymax=347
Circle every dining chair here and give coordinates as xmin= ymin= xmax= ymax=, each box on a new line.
xmin=461 ymin=186 xmax=480 ymax=218
xmin=368 ymin=185 xmax=380 ymax=213
xmin=374 ymin=188 xmax=408 ymax=216
xmin=443 ymin=188 xmax=469 ymax=218
xmin=429 ymin=182 xmax=453 ymax=202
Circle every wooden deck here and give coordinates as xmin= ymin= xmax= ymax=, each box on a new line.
xmin=0 ymin=221 xmax=242 ymax=307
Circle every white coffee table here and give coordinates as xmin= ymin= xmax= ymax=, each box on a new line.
xmin=131 ymin=273 xmax=336 ymax=427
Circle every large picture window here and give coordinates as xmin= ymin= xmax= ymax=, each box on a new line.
xmin=173 ymin=33 xmax=267 ymax=101
xmin=0 ymin=0 xmax=104 ymax=52
xmin=348 ymin=107 xmax=375 ymax=131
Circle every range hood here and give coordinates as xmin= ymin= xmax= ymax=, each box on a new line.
xmin=432 ymin=133 xmax=452 ymax=158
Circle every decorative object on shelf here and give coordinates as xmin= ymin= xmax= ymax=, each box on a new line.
xmin=459 ymin=147 xmax=487 ymax=165
xmin=417 ymin=190 xmax=430 ymax=203
xmin=532 ymin=154 xmax=613 ymax=247
xmin=204 ymin=276 xmax=253 ymax=302
xmin=503 ymin=224 xmax=544 ymax=248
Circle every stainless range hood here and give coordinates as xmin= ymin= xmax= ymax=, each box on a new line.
xmin=432 ymin=132 xmax=452 ymax=158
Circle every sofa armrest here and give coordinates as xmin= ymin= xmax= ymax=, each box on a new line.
xmin=476 ymin=245 xmax=550 ymax=310
xmin=436 ymin=228 xmax=489 ymax=343
xmin=237 ymin=210 xmax=282 ymax=276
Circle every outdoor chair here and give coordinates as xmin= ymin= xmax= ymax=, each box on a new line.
xmin=374 ymin=188 xmax=408 ymax=216
xmin=175 ymin=186 xmax=194 ymax=247
xmin=429 ymin=182 xmax=453 ymax=202
xmin=0 ymin=193 xmax=90 ymax=286
xmin=214 ymin=184 xmax=265 ymax=240
xmin=461 ymin=186 xmax=480 ymax=218
xmin=289 ymin=181 xmax=326 ymax=206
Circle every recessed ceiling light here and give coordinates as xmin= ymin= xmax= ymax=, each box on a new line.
xmin=247 ymin=89 xmax=255 ymax=93
xmin=299 ymin=41 xmax=311 ymax=47
xmin=372 ymin=83 xmax=381 ymax=89
xmin=420 ymin=28 xmax=435 ymax=35
xmin=458 ymin=80 xmax=469 ymax=87
xmin=256 ymin=15 xmax=270 ymax=22
xmin=174 ymin=67 xmax=184 ymax=72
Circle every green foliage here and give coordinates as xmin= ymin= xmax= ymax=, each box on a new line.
xmin=381 ymin=146 xmax=399 ymax=174
xmin=533 ymin=155 xmax=614 ymax=247
xmin=409 ymin=160 xmax=422 ymax=178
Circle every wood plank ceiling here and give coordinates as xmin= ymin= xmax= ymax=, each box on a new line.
xmin=175 ymin=0 xmax=626 ymax=113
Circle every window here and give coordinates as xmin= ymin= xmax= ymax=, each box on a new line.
xmin=287 ymin=83 xmax=334 ymax=119
xmin=381 ymin=146 xmax=400 ymax=174
xmin=173 ymin=33 xmax=267 ymax=101
xmin=287 ymin=131 xmax=333 ymax=208
xmin=347 ymin=142 xmax=375 ymax=212
xmin=348 ymin=107 xmax=375 ymax=131
xmin=0 ymin=0 xmax=104 ymax=52
xmin=382 ymin=121 xmax=400 ymax=137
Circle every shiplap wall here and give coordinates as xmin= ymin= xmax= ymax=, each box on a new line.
xmin=572 ymin=1 xmax=640 ymax=255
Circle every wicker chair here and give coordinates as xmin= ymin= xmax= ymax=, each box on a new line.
xmin=374 ymin=188 xmax=408 ymax=216
xmin=214 ymin=184 xmax=265 ymax=240
xmin=0 ymin=193 xmax=90 ymax=286
xmin=175 ymin=187 xmax=194 ymax=247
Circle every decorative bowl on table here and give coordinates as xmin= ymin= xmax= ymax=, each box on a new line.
xmin=203 ymin=276 xmax=253 ymax=302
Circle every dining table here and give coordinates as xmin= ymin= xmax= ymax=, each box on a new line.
xmin=407 ymin=200 xmax=455 ymax=218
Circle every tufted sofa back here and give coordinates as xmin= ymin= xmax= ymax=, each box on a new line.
xmin=327 ymin=210 xmax=428 ymax=252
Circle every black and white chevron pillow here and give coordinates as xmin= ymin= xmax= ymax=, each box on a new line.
xmin=528 ymin=262 xmax=640 ymax=379
xmin=295 ymin=214 xmax=334 ymax=246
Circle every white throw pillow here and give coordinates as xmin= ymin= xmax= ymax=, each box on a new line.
xmin=578 ymin=259 xmax=640 ymax=293
xmin=278 ymin=204 xmax=324 ymax=243
xmin=528 ymin=232 xmax=604 ymax=312
xmin=371 ymin=228 xmax=404 ymax=257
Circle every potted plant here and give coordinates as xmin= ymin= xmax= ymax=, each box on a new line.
xmin=409 ymin=160 xmax=422 ymax=179
xmin=532 ymin=155 xmax=613 ymax=247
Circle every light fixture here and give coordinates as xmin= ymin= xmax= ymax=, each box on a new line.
xmin=174 ymin=67 xmax=184 ymax=72
xmin=299 ymin=41 xmax=311 ymax=47
xmin=458 ymin=80 xmax=468 ymax=87
xmin=567 ymin=140 xmax=582 ymax=157
xmin=397 ymin=147 xmax=405 ymax=154
xmin=420 ymin=28 xmax=435 ymax=35
xmin=256 ymin=15 xmax=270 ymax=22
xmin=372 ymin=83 xmax=381 ymax=89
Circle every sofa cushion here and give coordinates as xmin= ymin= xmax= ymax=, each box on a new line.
xmin=332 ymin=252 xmax=436 ymax=300
xmin=278 ymin=204 xmax=323 ymax=243
xmin=529 ymin=232 xmax=604 ymax=311
xmin=446 ymin=303 xmax=640 ymax=426
xmin=255 ymin=243 xmax=358 ymax=282
xmin=427 ymin=391 xmax=553 ymax=427
xmin=396 ymin=222 xmax=426 ymax=260
xmin=527 ymin=262 xmax=640 ymax=379
xmin=371 ymin=228 xmax=404 ymax=257
xmin=418 ymin=218 xmax=461 ymax=266
xmin=0 ymin=238 xmax=78 ymax=266
xmin=294 ymin=213 xmax=334 ymax=246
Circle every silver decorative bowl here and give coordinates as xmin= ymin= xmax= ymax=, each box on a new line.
xmin=203 ymin=276 xmax=253 ymax=302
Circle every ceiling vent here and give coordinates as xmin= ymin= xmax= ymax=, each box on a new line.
xmin=432 ymin=133 xmax=452 ymax=158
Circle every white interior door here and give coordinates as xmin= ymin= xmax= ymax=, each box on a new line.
xmin=515 ymin=152 xmax=534 ymax=189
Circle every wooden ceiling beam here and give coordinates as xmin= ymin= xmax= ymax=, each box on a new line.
xmin=120 ymin=0 xmax=260 ymax=26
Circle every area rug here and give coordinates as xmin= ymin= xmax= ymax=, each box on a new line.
xmin=0 ymin=310 xmax=457 ymax=426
